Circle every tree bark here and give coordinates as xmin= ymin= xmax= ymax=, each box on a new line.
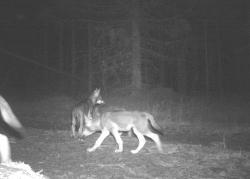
xmin=58 ymin=21 xmax=64 ymax=73
xmin=204 ymin=21 xmax=209 ymax=98
xmin=176 ymin=41 xmax=187 ymax=95
xmin=71 ymin=21 xmax=77 ymax=93
xmin=87 ymin=23 xmax=93 ymax=92
xmin=177 ymin=57 xmax=187 ymax=94
xmin=43 ymin=22 xmax=49 ymax=84
xmin=131 ymin=0 xmax=142 ymax=89
xmin=58 ymin=21 xmax=64 ymax=92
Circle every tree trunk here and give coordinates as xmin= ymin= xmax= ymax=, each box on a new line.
xmin=101 ymin=49 xmax=106 ymax=92
xmin=43 ymin=22 xmax=49 ymax=85
xmin=177 ymin=57 xmax=187 ymax=94
xmin=58 ymin=21 xmax=64 ymax=73
xmin=87 ymin=23 xmax=93 ymax=92
xmin=58 ymin=21 xmax=64 ymax=92
xmin=71 ymin=21 xmax=77 ymax=93
xmin=160 ymin=60 xmax=166 ymax=87
xmin=131 ymin=0 xmax=142 ymax=89
xmin=176 ymin=41 xmax=187 ymax=95
xmin=204 ymin=21 xmax=209 ymax=98
xmin=216 ymin=22 xmax=223 ymax=98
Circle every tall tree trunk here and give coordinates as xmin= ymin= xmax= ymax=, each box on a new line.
xmin=43 ymin=22 xmax=49 ymax=85
xmin=216 ymin=22 xmax=223 ymax=98
xmin=101 ymin=49 xmax=106 ymax=92
xmin=71 ymin=21 xmax=77 ymax=93
xmin=177 ymin=57 xmax=187 ymax=94
xmin=160 ymin=60 xmax=166 ymax=87
xmin=58 ymin=21 xmax=64 ymax=72
xmin=87 ymin=23 xmax=93 ymax=92
xmin=58 ymin=21 xmax=64 ymax=92
xmin=176 ymin=40 xmax=187 ymax=95
xmin=131 ymin=0 xmax=142 ymax=89
xmin=204 ymin=21 xmax=209 ymax=98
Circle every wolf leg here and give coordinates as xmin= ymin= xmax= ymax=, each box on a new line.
xmin=145 ymin=132 xmax=163 ymax=153
xmin=82 ymin=128 xmax=95 ymax=137
xmin=0 ymin=134 xmax=11 ymax=163
xmin=131 ymin=128 xmax=146 ymax=154
xmin=78 ymin=115 xmax=84 ymax=136
xmin=111 ymin=129 xmax=123 ymax=153
xmin=87 ymin=128 xmax=110 ymax=152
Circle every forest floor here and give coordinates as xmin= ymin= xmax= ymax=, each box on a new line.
xmin=4 ymin=88 xmax=250 ymax=178
xmin=11 ymin=128 xmax=250 ymax=179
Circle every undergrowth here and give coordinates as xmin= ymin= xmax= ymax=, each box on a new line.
xmin=12 ymin=87 xmax=250 ymax=151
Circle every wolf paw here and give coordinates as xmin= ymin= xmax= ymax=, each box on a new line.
xmin=87 ymin=147 xmax=95 ymax=152
xmin=130 ymin=149 xmax=139 ymax=154
xmin=78 ymin=138 xmax=84 ymax=142
xmin=114 ymin=149 xmax=123 ymax=153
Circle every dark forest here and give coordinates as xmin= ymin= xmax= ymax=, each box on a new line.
xmin=0 ymin=0 xmax=250 ymax=178
xmin=0 ymin=0 xmax=249 ymax=96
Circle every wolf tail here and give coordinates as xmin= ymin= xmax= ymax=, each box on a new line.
xmin=0 ymin=96 xmax=25 ymax=138
xmin=144 ymin=112 xmax=163 ymax=135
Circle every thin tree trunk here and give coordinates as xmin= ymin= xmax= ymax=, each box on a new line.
xmin=160 ymin=60 xmax=166 ymax=87
xmin=71 ymin=21 xmax=77 ymax=93
xmin=43 ymin=22 xmax=49 ymax=84
xmin=216 ymin=22 xmax=223 ymax=98
xmin=101 ymin=48 xmax=106 ymax=91
xmin=131 ymin=0 xmax=142 ymax=89
xmin=58 ymin=21 xmax=64 ymax=92
xmin=58 ymin=21 xmax=64 ymax=72
xmin=204 ymin=21 xmax=209 ymax=98
xmin=176 ymin=55 xmax=187 ymax=94
xmin=87 ymin=23 xmax=93 ymax=92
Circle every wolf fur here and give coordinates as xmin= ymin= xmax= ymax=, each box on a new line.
xmin=71 ymin=89 xmax=104 ymax=137
xmin=0 ymin=95 xmax=25 ymax=163
xmin=83 ymin=110 xmax=163 ymax=154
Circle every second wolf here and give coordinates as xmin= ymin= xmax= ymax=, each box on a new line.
xmin=82 ymin=110 xmax=163 ymax=154
xmin=71 ymin=89 xmax=104 ymax=137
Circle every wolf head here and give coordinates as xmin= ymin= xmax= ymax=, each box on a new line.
xmin=89 ymin=88 xmax=104 ymax=105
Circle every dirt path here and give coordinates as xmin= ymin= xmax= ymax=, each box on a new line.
xmin=10 ymin=128 xmax=250 ymax=179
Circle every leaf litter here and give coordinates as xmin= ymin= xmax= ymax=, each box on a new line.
xmin=9 ymin=128 xmax=250 ymax=179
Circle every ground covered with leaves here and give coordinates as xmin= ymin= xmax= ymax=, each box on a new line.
xmin=6 ymin=88 xmax=250 ymax=178
xmin=10 ymin=128 xmax=250 ymax=179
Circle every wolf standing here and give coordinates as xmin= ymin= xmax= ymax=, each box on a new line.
xmin=0 ymin=95 xmax=25 ymax=163
xmin=83 ymin=110 xmax=163 ymax=154
xmin=71 ymin=89 xmax=104 ymax=137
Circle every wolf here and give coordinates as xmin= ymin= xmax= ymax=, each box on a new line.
xmin=71 ymin=88 xmax=104 ymax=138
xmin=0 ymin=95 xmax=25 ymax=163
xmin=92 ymin=103 xmax=126 ymax=120
xmin=82 ymin=110 xmax=163 ymax=154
